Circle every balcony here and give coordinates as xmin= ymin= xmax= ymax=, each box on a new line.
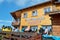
xmin=12 ymin=21 xmax=20 ymax=26
xmin=45 ymin=8 xmax=60 ymax=15
xmin=49 ymin=10 xmax=60 ymax=15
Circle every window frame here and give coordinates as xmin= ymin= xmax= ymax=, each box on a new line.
xmin=30 ymin=26 xmax=38 ymax=32
xmin=23 ymin=12 xmax=27 ymax=18
xmin=22 ymin=26 xmax=27 ymax=32
xmin=32 ymin=10 xmax=38 ymax=16
xmin=41 ymin=25 xmax=52 ymax=32
xmin=44 ymin=7 xmax=51 ymax=14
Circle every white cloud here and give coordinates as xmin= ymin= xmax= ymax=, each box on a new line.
xmin=14 ymin=0 xmax=47 ymax=6
xmin=0 ymin=24 xmax=3 ymax=25
xmin=14 ymin=0 xmax=29 ymax=6
xmin=0 ymin=0 xmax=4 ymax=3
xmin=0 ymin=0 xmax=50 ymax=6
xmin=30 ymin=0 xmax=48 ymax=4
xmin=0 ymin=0 xmax=29 ymax=6
xmin=0 ymin=20 xmax=12 ymax=23
xmin=6 ymin=0 xmax=13 ymax=3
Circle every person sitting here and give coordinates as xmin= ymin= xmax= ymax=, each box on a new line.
xmin=39 ymin=28 xmax=44 ymax=35
xmin=44 ymin=27 xmax=49 ymax=35
xmin=24 ymin=27 xmax=30 ymax=32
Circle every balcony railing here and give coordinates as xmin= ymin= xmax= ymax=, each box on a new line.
xmin=49 ymin=10 xmax=60 ymax=15
xmin=45 ymin=9 xmax=60 ymax=15
xmin=12 ymin=21 xmax=20 ymax=26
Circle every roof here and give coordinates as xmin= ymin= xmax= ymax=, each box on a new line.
xmin=11 ymin=0 xmax=52 ymax=19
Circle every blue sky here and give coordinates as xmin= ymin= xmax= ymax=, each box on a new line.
xmin=0 ymin=0 xmax=49 ymax=28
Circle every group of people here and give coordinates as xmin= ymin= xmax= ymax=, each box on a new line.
xmin=23 ymin=27 xmax=37 ymax=32
xmin=22 ymin=27 xmax=51 ymax=35
xmin=39 ymin=27 xmax=50 ymax=35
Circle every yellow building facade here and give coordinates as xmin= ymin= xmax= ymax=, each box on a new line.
xmin=11 ymin=0 xmax=60 ymax=33
xmin=20 ymin=2 xmax=52 ymax=32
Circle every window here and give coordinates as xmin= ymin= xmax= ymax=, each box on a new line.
xmin=24 ymin=13 xmax=27 ymax=18
xmin=42 ymin=25 xmax=52 ymax=32
xmin=32 ymin=10 xmax=37 ymax=16
xmin=22 ymin=26 xmax=27 ymax=32
xmin=30 ymin=26 xmax=38 ymax=32
xmin=44 ymin=7 xmax=51 ymax=14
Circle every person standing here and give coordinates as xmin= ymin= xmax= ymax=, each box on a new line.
xmin=44 ymin=27 xmax=49 ymax=34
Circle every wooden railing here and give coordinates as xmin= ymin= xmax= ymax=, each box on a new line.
xmin=48 ymin=9 xmax=60 ymax=15
xmin=0 ymin=32 xmax=42 ymax=40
